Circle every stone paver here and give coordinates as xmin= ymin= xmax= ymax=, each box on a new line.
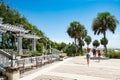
xmin=44 ymin=72 xmax=112 ymax=80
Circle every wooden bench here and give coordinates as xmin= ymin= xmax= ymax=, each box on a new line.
xmin=36 ymin=56 xmax=42 ymax=68
xmin=23 ymin=58 xmax=36 ymax=70
xmin=42 ymin=55 xmax=49 ymax=65
xmin=17 ymin=58 xmax=35 ymax=73
xmin=17 ymin=59 xmax=24 ymax=73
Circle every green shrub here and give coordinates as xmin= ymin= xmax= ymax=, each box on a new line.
xmin=64 ymin=44 xmax=76 ymax=56
xmin=106 ymin=49 xmax=120 ymax=59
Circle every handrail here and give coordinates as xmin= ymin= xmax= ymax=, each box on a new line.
xmin=0 ymin=49 xmax=12 ymax=59
xmin=0 ymin=49 xmax=12 ymax=73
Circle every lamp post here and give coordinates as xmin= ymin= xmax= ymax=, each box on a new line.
xmin=49 ymin=44 xmax=52 ymax=53
xmin=44 ymin=38 xmax=48 ymax=54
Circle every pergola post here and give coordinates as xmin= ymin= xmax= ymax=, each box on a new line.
xmin=18 ymin=34 xmax=23 ymax=55
xmin=32 ymin=38 xmax=36 ymax=51
xmin=31 ymin=33 xmax=37 ymax=51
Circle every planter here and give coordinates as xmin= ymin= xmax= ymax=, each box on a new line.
xmin=6 ymin=67 xmax=20 ymax=80
xmin=16 ymin=56 xmax=21 ymax=59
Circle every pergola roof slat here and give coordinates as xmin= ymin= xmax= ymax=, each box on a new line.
xmin=0 ymin=24 xmax=29 ymax=33
xmin=0 ymin=23 xmax=40 ymax=39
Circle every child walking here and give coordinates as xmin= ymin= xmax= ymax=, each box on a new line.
xmin=86 ymin=48 xmax=91 ymax=66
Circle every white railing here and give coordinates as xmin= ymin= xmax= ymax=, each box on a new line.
xmin=0 ymin=48 xmax=61 ymax=73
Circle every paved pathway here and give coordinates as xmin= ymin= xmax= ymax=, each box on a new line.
xmin=19 ymin=56 xmax=120 ymax=80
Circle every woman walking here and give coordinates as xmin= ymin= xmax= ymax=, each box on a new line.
xmin=92 ymin=48 xmax=96 ymax=59
xmin=97 ymin=49 xmax=101 ymax=62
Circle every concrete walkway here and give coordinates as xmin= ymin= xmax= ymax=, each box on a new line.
xmin=19 ymin=56 xmax=120 ymax=80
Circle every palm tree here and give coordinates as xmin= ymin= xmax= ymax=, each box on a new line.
xmin=78 ymin=39 xmax=85 ymax=55
xmin=67 ymin=21 xmax=87 ymax=55
xmin=84 ymin=35 xmax=92 ymax=48
xmin=92 ymin=12 xmax=118 ymax=54
xmin=92 ymin=40 xmax=100 ymax=48
xmin=77 ymin=28 xmax=87 ymax=54
xmin=67 ymin=21 xmax=81 ymax=55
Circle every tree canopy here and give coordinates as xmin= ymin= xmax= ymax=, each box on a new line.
xmin=92 ymin=40 xmax=100 ymax=48
xmin=67 ymin=21 xmax=87 ymax=55
xmin=84 ymin=35 xmax=92 ymax=48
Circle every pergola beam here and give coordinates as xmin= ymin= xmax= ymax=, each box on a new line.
xmin=23 ymin=34 xmax=41 ymax=39
xmin=23 ymin=34 xmax=41 ymax=51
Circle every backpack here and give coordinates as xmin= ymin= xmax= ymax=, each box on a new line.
xmin=92 ymin=48 xmax=96 ymax=53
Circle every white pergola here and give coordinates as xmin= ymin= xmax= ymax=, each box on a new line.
xmin=0 ymin=18 xmax=41 ymax=55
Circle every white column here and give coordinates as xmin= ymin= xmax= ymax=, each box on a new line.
xmin=32 ymin=38 xmax=36 ymax=51
xmin=18 ymin=36 xmax=23 ymax=55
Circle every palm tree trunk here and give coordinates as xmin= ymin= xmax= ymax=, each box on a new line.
xmin=104 ymin=44 xmax=107 ymax=55
xmin=74 ymin=38 xmax=77 ymax=56
xmin=87 ymin=45 xmax=89 ymax=49
xmin=78 ymin=39 xmax=83 ymax=55
xmin=103 ymin=32 xmax=107 ymax=55
xmin=80 ymin=45 xmax=83 ymax=55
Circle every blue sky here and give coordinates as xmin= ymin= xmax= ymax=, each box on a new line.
xmin=5 ymin=0 xmax=120 ymax=48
